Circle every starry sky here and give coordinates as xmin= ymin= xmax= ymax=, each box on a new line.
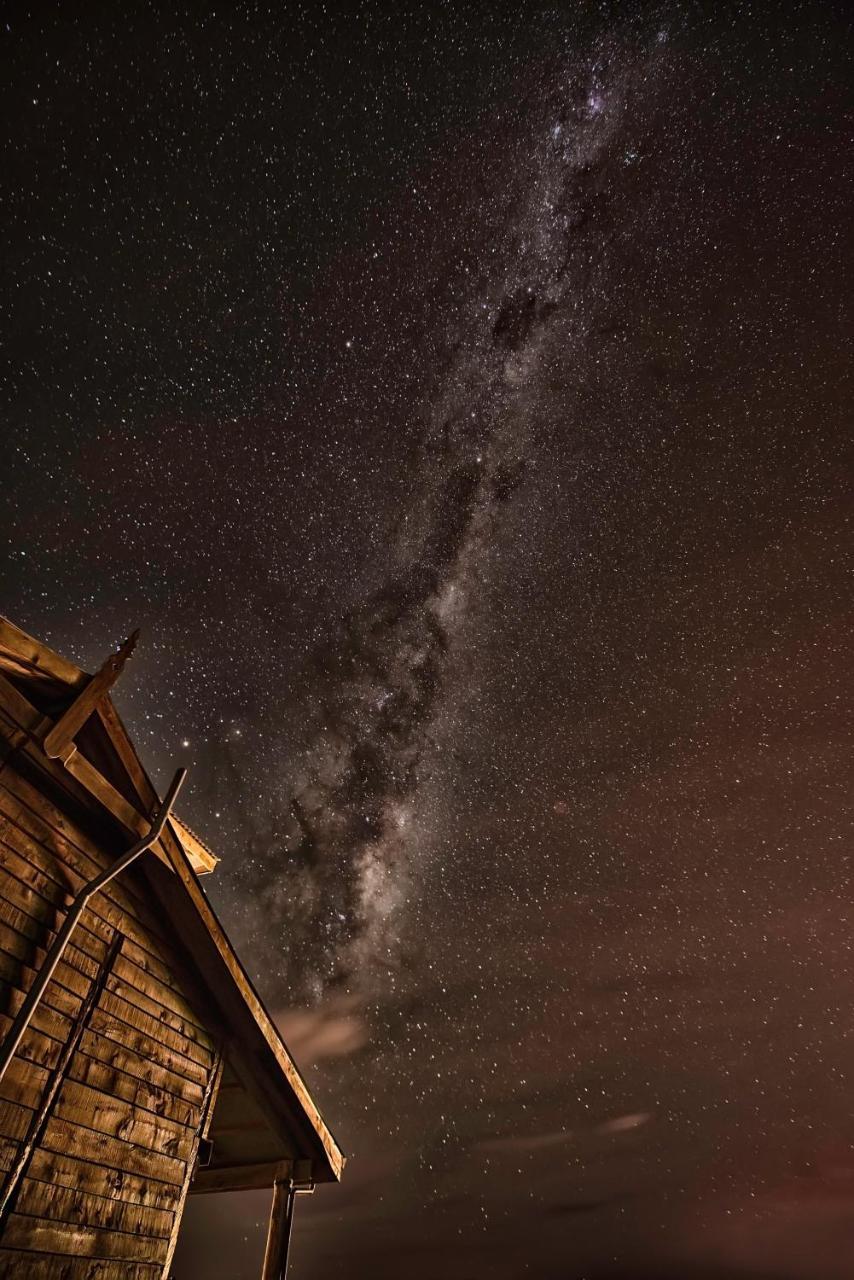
xmin=2 ymin=2 xmax=853 ymax=1277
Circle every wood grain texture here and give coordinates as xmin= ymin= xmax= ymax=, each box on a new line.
xmin=85 ymin=1009 xmax=209 ymax=1090
xmin=261 ymin=1178 xmax=295 ymax=1280
xmin=0 ymin=620 xmax=344 ymax=1271
xmin=0 ymin=1250 xmax=161 ymax=1278
xmin=159 ymin=1046 xmax=223 ymax=1276
xmin=66 ymin=1054 xmax=200 ymax=1130
xmin=77 ymin=1030 xmax=206 ymax=1110
xmin=51 ymin=1080 xmax=194 ymax=1161
xmin=0 ymin=783 xmax=172 ymax=956
xmin=40 ymin=1117 xmax=187 ymax=1187
xmin=95 ymin=991 xmax=212 ymax=1071
xmin=27 ymin=1150 xmax=183 ymax=1212
xmin=0 ymin=1213 xmax=168 ymax=1264
xmin=14 ymin=1177 xmax=173 ymax=1240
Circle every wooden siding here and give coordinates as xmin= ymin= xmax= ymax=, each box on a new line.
xmin=0 ymin=753 xmax=219 ymax=1277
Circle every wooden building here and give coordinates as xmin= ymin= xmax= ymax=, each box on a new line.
xmin=0 ymin=616 xmax=344 ymax=1278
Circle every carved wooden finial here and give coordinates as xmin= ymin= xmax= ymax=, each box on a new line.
xmin=42 ymin=629 xmax=142 ymax=762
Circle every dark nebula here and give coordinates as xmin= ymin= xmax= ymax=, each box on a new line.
xmin=240 ymin=35 xmax=658 ymax=998
xmin=2 ymin=2 xmax=852 ymax=1277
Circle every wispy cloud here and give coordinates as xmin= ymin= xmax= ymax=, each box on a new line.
xmin=275 ymin=996 xmax=369 ymax=1062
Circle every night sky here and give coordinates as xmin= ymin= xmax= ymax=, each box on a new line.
xmin=2 ymin=2 xmax=853 ymax=1277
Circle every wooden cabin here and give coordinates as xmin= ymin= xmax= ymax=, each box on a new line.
xmin=0 ymin=616 xmax=344 ymax=1278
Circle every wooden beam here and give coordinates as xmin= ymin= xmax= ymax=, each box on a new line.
xmin=0 ymin=672 xmax=214 ymax=877
xmin=191 ymin=1159 xmax=294 ymax=1195
xmin=42 ymin=633 xmax=138 ymax=763
xmin=0 ymin=673 xmax=156 ymax=850
xmin=261 ymin=1177 xmax=295 ymax=1280
xmin=0 ymin=617 xmax=86 ymax=689
xmin=96 ymin=700 xmax=217 ymax=874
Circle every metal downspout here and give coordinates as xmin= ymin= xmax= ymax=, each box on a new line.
xmin=0 ymin=766 xmax=186 ymax=1086
xmin=281 ymin=1182 xmax=296 ymax=1280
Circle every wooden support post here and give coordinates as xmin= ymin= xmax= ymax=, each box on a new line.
xmin=262 ymin=1177 xmax=295 ymax=1280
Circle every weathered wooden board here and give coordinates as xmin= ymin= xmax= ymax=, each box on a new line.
xmin=0 ymin=925 xmax=212 ymax=1088
xmin=106 ymin=971 xmax=212 ymax=1053
xmin=0 ymin=819 xmax=154 ymax=972
xmin=0 ymin=806 xmax=213 ymax=1047
xmin=0 ymin=787 xmax=140 ymax=914
xmin=77 ymin=1031 xmax=206 ymax=1110
xmin=193 ymin=1157 xmax=294 ymax=1193
xmin=0 ymin=1066 xmax=193 ymax=1194
xmin=112 ymin=952 xmax=208 ymax=1039
xmin=0 ymin=678 xmax=160 ymax=881
xmin=0 ymin=1005 xmax=72 ymax=1055
xmin=0 ymin=921 xmax=102 ymax=986
xmin=0 ymin=1212 xmax=168 ymax=1263
xmin=95 ymin=989 xmax=211 ymax=1071
xmin=52 ymin=1079 xmax=193 ymax=1161
xmin=117 ymin=935 xmax=207 ymax=1029
xmin=40 ymin=1117 xmax=187 ymax=1187
xmin=0 ymin=631 xmax=342 ymax=1264
xmin=86 ymin=1008 xmax=209 ymax=1090
xmin=27 ymin=1149 xmax=183 ymax=1212
xmin=41 ymin=634 xmax=137 ymax=764
xmin=0 ymin=1018 xmax=60 ymax=1071
xmin=0 ymin=767 xmax=163 ymax=933
xmin=1 ymin=968 xmax=82 ymax=1024
xmin=67 ymin=1054 xmax=200 ymax=1130
xmin=0 ymin=619 xmax=85 ymax=688
xmin=14 ymin=1175 xmax=174 ymax=1239
xmin=0 ymin=792 xmax=174 ymax=968
xmin=0 ymin=769 xmax=214 ymax=1035
xmin=0 ymin=892 xmax=53 ymax=947
xmin=0 ymin=1053 xmax=50 ymax=1110
xmin=0 ymin=746 xmax=119 ymax=887
xmin=0 ymin=940 xmax=91 ymax=1002
xmin=0 ymin=1248 xmax=162 ymax=1278
xmin=0 ymin=837 xmax=75 ymax=913
xmin=0 ymin=1097 xmax=34 ymax=1143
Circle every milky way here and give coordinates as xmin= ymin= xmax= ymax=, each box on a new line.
xmin=4 ymin=4 xmax=851 ymax=1277
xmin=243 ymin=35 xmax=668 ymax=1000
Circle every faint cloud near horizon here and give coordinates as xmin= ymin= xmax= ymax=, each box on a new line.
xmin=276 ymin=996 xmax=369 ymax=1062
xmin=476 ymin=1111 xmax=652 ymax=1154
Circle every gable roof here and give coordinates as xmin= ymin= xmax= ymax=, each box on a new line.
xmin=0 ymin=615 xmax=344 ymax=1186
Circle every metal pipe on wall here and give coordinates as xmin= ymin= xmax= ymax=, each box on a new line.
xmin=0 ymin=766 xmax=187 ymax=1085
